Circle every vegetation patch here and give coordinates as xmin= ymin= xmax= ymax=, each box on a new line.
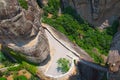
xmin=0 ymin=64 xmax=39 ymax=80
xmin=7 ymin=61 xmax=37 ymax=76
xmin=0 ymin=77 xmax=7 ymax=80
xmin=42 ymin=0 xmax=119 ymax=64
xmin=21 ymin=61 xmax=37 ymax=75
xmin=14 ymin=75 xmax=27 ymax=80
xmin=0 ymin=51 xmax=5 ymax=62
xmin=57 ymin=58 xmax=70 ymax=73
xmin=18 ymin=0 xmax=28 ymax=10
xmin=0 ymin=47 xmax=38 ymax=80
xmin=0 ymin=51 xmax=16 ymax=68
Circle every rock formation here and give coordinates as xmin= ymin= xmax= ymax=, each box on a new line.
xmin=61 ymin=0 xmax=120 ymax=28
xmin=0 ymin=0 xmax=50 ymax=64
xmin=60 ymin=0 xmax=120 ymax=79
xmin=107 ymin=31 xmax=120 ymax=80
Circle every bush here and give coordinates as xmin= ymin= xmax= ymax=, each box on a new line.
xmin=3 ymin=61 xmax=15 ymax=67
xmin=7 ymin=61 xmax=37 ymax=75
xmin=30 ymin=76 xmax=39 ymax=80
xmin=0 ymin=51 xmax=6 ymax=62
xmin=57 ymin=58 xmax=70 ymax=73
xmin=106 ymin=20 xmax=119 ymax=36
xmin=18 ymin=0 xmax=28 ymax=10
xmin=43 ymin=0 xmax=60 ymax=15
xmin=0 ymin=77 xmax=7 ymax=80
xmin=21 ymin=61 xmax=37 ymax=75
xmin=7 ymin=65 xmax=22 ymax=71
xmin=14 ymin=75 xmax=27 ymax=80
xmin=0 ymin=50 xmax=15 ymax=67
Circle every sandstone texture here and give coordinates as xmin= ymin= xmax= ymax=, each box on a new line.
xmin=61 ymin=0 xmax=120 ymax=28
xmin=0 ymin=0 xmax=50 ymax=64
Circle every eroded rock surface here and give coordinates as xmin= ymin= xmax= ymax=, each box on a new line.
xmin=107 ymin=31 xmax=120 ymax=80
xmin=0 ymin=0 xmax=50 ymax=64
xmin=61 ymin=0 xmax=120 ymax=28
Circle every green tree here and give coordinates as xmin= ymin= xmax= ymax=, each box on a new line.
xmin=57 ymin=58 xmax=70 ymax=73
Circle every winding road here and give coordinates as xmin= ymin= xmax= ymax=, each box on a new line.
xmin=40 ymin=23 xmax=108 ymax=78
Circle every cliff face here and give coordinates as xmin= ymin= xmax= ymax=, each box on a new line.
xmin=0 ymin=0 xmax=50 ymax=64
xmin=107 ymin=31 xmax=120 ymax=80
xmin=61 ymin=0 xmax=120 ymax=28
xmin=61 ymin=0 xmax=120 ymax=79
xmin=78 ymin=61 xmax=106 ymax=80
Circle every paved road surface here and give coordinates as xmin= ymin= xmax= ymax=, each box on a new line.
xmin=44 ymin=29 xmax=78 ymax=77
xmin=43 ymin=27 xmax=107 ymax=78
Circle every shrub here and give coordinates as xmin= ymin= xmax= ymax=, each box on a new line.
xmin=21 ymin=61 xmax=37 ymax=75
xmin=106 ymin=20 xmax=119 ymax=36
xmin=7 ymin=65 xmax=22 ymax=71
xmin=43 ymin=0 xmax=60 ymax=15
xmin=0 ymin=51 xmax=6 ymax=62
xmin=0 ymin=77 xmax=7 ymax=80
xmin=30 ymin=76 xmax=39 ymax=80
xmin=18 ymin=0 xmax=28 ymax=10
xmin=14 ymin=75 xmax=27 ymax=80
xmin=57 ymin=58 xmax=70 ymax=73
xmin=3 ymin=61 xmax=14 ymax=67
xmin=8 ymin=61 xmax=37 ymax=75
xmin=0 ymin=50 xmax=15 ymax=67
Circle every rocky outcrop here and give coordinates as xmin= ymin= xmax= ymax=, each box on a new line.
xmin=0 ymin=0 xmax=50 ymax=64
xmin=107 ymin=31 xmax=120 ymax=80
xmin=61 ymin=0 xmax=120 ymax=28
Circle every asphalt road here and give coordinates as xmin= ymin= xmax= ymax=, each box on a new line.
xmin=44 ymin=29 xmax=77 ymax=77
